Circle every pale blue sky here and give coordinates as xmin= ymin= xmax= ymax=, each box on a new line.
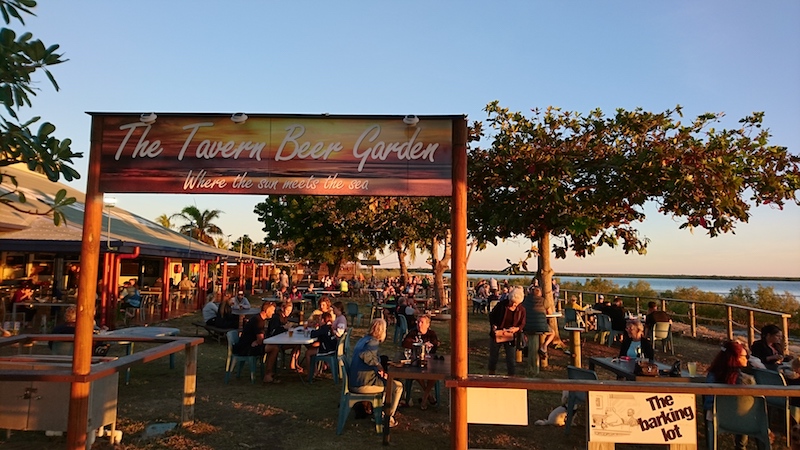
xmin=18 ymin=1 xmax=800 ymax=277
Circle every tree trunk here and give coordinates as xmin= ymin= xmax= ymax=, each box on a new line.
xmin=431 ymin=233 xmax=451 ymax=307
xmin=538 ymin=233 xmax=564 ymax=347
xmin=394 ymin=241 xmax=409 ymax=283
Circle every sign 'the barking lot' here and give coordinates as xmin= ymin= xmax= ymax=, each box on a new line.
xmin=90 ymin=113 xmax=457 ymax=197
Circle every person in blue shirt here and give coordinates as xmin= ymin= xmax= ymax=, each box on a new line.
xmin=618 ymin=319 xmax=654 ymax=360
xmin=349 ymin=318 xmax=403 ymax=428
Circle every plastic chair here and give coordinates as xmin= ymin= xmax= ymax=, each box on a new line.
xmin=752 ymin=367 xmax=800 ymax=447
xmin=344 ymin=327 xmax=353 ymax=357
xmin=650 ymin=322 xmax=674 ymax=355
xmin=393 ymin=314 xmax=408 ymax=344
xmin=224 ymin=330 xmax=260 ymax=384
xmin=595 ymin=314 xmax=621 ymax=346
xmin=309 ymin=328 xmax=348 ymax=383
xmin=346 ymin=302 xmax=363 ymax=327
xmin=337 ymin=356 xmax=384 ymax=434
xmin=708 ymin=395 xmax=771 ymax=450
xmin=564 ymin=308 xmax=580 ymax=328
xmin=565 ymin=365 xmax=598 ymax=435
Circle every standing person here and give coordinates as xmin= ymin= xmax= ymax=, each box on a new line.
xmin=488 ymin=286 xmax=526 ymax=376
xmin=349 ymin=318 xmax=403 ymax=428
xmin=232 ymin=290 xmax=251 ymax=309
xmin=11 ymin=282 xmax=36 ymax=324
xmin=551 ymin=279 xmax=560 ymax=303
xmin=489 ymin=277 xmax=499 ymax=294
xmin=339 ymin=278 xmax=349 ymax=296
xmin=331 ymin=301 xmax=348 ymax=338
xmin=279 ymin=270 xmax=290 ymax=291
xmin=523 ymin=287 xmax=554 ymax=358
xmin=704 ymin=340 xmax=756 ymax=450
xmin=750 ymin=324 xmax=789 ymax=370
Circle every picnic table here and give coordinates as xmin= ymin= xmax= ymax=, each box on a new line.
xmin=104 ymin=326 xmax=180 ymax=384
xmin=588 ymin=356 xmax=702 ymax=382
xmin=383 ymin=355 xmax=450 ymax=444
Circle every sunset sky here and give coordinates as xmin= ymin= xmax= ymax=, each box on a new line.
xmin=17 ymin=1 xmax=799 ymax=277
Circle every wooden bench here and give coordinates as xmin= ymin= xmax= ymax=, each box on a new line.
xmin=191 ymin=322 xmax=234 ymax=344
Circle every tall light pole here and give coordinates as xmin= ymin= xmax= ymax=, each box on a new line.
xmin=103 ymin=196 xmax=116 ymax=249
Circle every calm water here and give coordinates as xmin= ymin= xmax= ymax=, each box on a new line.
xmin=478 ymin=273 xmax=800 ymax=299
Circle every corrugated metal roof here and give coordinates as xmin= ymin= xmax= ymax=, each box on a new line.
xmin=0 ymin=164 xmax=259 ymax=261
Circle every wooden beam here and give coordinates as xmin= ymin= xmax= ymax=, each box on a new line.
xmin=450 ymin=117 xmax=468 ymax=450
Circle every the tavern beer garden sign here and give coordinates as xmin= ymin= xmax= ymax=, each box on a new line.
xmin=90 ymin=113 xmax=457 ymax=196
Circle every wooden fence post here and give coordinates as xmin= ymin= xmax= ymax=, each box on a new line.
xmin=747 ymin=311 xmax=755 ymax=347
xmin=726 ymin=306 xmax=734 ymax=341
xmin=690 ymin=302 xmax=697 ymax=338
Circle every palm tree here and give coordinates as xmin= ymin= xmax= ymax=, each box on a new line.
xmin=215 ymin=236 xmax=229 ymax=249
xmin=155 ymin=214 xmax=173 ymax=229
xmin=170 ymin=206 xmax=223 ymax=245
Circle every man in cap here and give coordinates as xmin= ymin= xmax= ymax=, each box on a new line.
xmin=233 ymin=290 xmax=251 ymax=309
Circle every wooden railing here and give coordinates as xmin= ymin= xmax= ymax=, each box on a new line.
xmin=559 ymin=290 xmax=793 ymax=352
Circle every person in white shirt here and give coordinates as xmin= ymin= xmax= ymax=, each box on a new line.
xmin=233 ymin=291 xmax=251 ymax=309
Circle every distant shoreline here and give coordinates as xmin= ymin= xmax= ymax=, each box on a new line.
xmin=406 ymin=268 xmax=800 ymax=282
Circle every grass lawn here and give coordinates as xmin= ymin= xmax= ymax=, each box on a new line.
xmin=0 ymin=296 xmax=788 ymax=450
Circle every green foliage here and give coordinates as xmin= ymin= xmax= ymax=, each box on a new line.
xmin=469 ymin=101 xmax=800 ymax=310
xmin=0 ymin=0 xmax=81 ymax=225
xmin=254 ymin=195 xmax=375 ymax=274
xmin=170 ymin=206 xmax=223 ymax=245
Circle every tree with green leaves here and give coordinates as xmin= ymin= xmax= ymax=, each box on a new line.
xmin=254 ymin=195 xmax=374 ymax=277
xmin=170 ymin=205 xmax=223 ymax=245
xmin=470 ymin=101 xmax=799 ymax=334
xmin=0 ymin=0 xmax=81 ymax=225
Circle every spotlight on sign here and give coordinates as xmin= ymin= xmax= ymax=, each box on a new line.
xmin=139 ymin=113 xmax=157 ymax=124
xmin=403 ymin=115 xmax=419 ymax=126
xmin=231 ymin=112 xmax=248 ymax=124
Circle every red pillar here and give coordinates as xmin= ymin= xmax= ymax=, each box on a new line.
xmin=161 ymin=257 xmax=171 ymax=320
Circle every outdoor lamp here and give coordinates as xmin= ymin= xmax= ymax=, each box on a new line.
xmin=231 ymin=113 xmax=248 ymax=124
xmin=139 ymin=113 xmax=157 ymax=124
xmin=403 ymin=115 xmax=419 ymax=126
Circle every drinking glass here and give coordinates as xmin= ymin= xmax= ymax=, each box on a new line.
xmin=687 ymin=361 xmax=697 ymax=376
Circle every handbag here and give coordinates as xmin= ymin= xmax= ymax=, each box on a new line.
xmin=634 ymin=360 xmax=659 ymax=377
xmin=494 ymin=329 xmax=516 ymax=344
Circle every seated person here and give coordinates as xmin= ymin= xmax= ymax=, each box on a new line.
xmin=11 ymin=282 xmax=36 ymax=323
xmin=234 ymin=303 xmax=269 ymax=358
xmin=401 ymin=315 xmax=441 ymax=409
xmin=601 ymin=297 xmax=626 ymax=341
xmin=232 ymin=291 xmax=251 ymax=309
xmin=644 ymin=301 xmax=671 ymax=336
xmin=397 ymin=296 xmax=417 ymax=332
xmin=349 ymin=318 xmax=402 ymax=428
xmin=564 ymin=294 xmax=588 ymax=328
xmin=750 ymin=324 xmax=789 ymax=370
xmin=214 ymin=297 xmax=239 ymax=329
xmin=301 ymin=311 xmax=338 ymax=375
xmin=306 ymin=296 xmax=332 ymax=327
xmin=202 ymin=294 xmax=220 ymax=326
xmin=268 ymin=302 xmax=301 ymax=374
xmin=619 ymin=319 xmax=654 ymax=360
xmin=780 ymin=358 xmax=800 ymax=407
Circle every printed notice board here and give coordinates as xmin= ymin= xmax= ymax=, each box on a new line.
xmin=588 ymin=391 xmax=696 ymax=445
